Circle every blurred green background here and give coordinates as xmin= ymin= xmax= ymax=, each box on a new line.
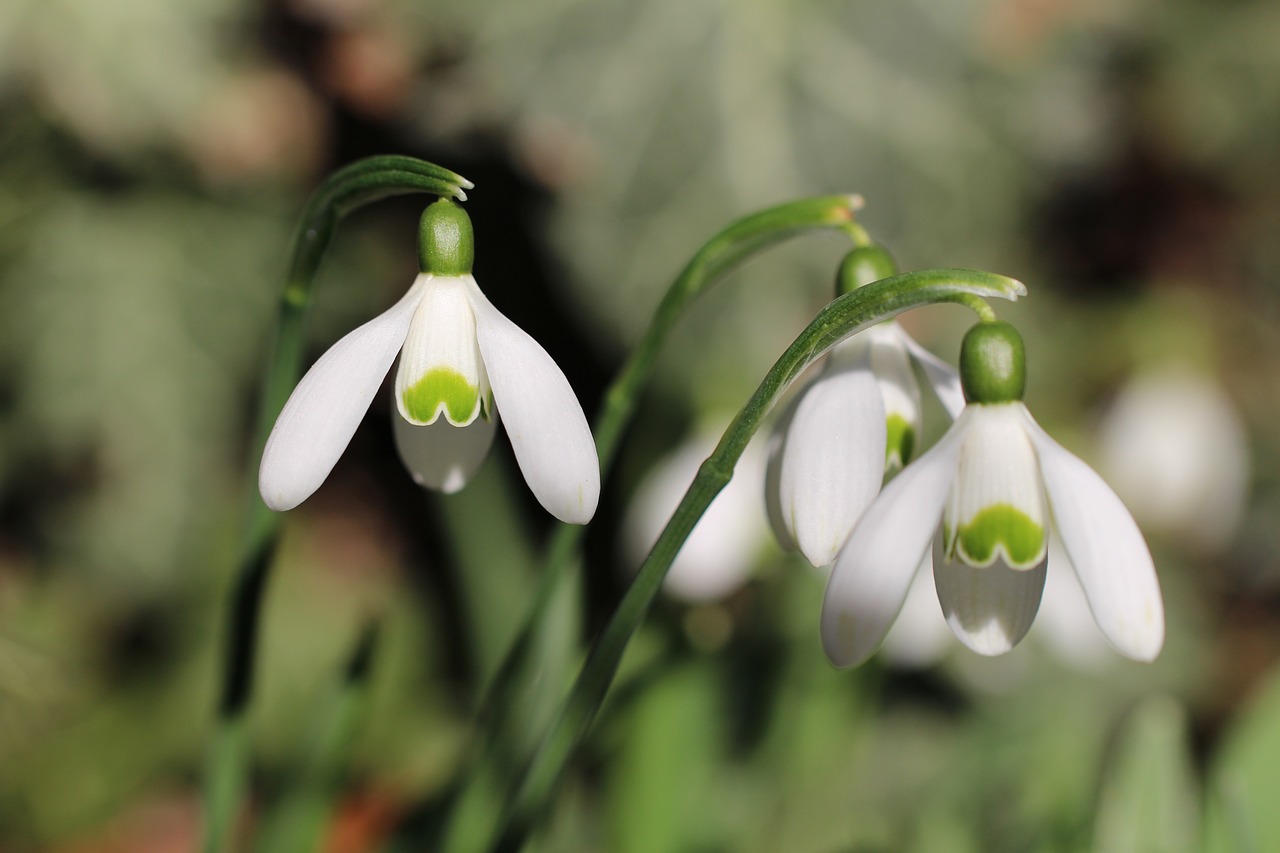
xmin=1 ymin=0 xmax=1279 ymax=850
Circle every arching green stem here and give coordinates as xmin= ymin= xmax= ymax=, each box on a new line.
xmin=430 ymin=195 xmax=866 ymax=848
xmin=487 ymin=267 xmax=1026 ymax=852
xmin=202 ymin=156 xmax=472 ymax=853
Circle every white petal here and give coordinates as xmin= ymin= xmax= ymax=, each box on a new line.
xmin=820 ymin=414 xmax=968 ymax=668
xmin=867 ymin=325 xmax=922 ymax=472
xmin=763 ymin=393 xmax=800 ymax=553
xmin=934 ymin=537 xmax=1046 ymax=656
xmin=394 ymin=276 xmax=490 ymax=426
xmin=1023 ymin=409 xmax=1164 ymax=661
xmin=466 ymin=278 xmax=600 ymax=524
xmin=943 ymin=403 xmax=1048 ymax=569
xmin=900 ymin=330 xmax=965 ymax=419
xmin=392 ymin=399 xmax=498 ymax=493
xmin=259 ymin=276 xmax=427 ymax=511
xmin=772 ymin=337 xmax=886 ymax=567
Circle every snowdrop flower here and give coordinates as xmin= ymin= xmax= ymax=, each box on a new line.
xmin=623 ymin=421 xmax=771 ymax=602
xmin=822 ymin=321 xmax=1163 ymax=667
xmin=259 ymin=199 xmax=600 ymax=524
xmin=767 ymin=245 xmax=965 ymax=567
xmin=1098 ymin=368 xmax=1248 ymax=553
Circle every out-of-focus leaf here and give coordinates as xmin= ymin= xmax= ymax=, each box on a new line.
xmin=1 ymin=194 xmax=286 ymax=591
xmin=1204 ymin=662 xmax=1280 ymax=853
xmin=604 ymin=658 xmax=721 ymax=853
xmin=1093 ymin=696 xmax=1198 ymax=853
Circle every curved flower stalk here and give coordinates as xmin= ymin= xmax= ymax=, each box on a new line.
xmin=822 ymin=321 xmax=1164 ymax=668
xmin=767 ymin=245 xmax=965 ymax=567
xmin=624 ymin=420 xmax=772 ymax=603
xmin=259 ymin=198 xmax=600 ymax=524
xmin=487 ymin=269 xmax=1026 ymax=853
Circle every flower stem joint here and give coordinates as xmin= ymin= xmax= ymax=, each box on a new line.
xmin=836 ymin=244 xmax=897 ymax=296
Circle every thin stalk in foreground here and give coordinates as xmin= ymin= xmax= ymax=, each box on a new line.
xmin=435 ymin=195 xmax=866 ymax=851
xmin=489 ymin=268 xmax=1027 ymax=852
xmin=203 ymin=156 xmax=472 ymax=853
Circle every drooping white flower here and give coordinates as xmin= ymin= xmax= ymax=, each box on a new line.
xmin=623 ymin=422 xmax=771 ymax=603
xmin=259 ymin=200 xmax=600 ymax=524
xmin=766 ymin=244 xmax=965 ymax=568
xmin=822 ymin=321 xmax=1163 ymax=667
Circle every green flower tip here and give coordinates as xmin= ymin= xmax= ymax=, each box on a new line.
xmin=836 ymin=244 xmax=898 ymax=296
xmin=960 ymin=320 xmax=1026 ymax=404
xmin=418 ymin=198 xmax=474 ymax=276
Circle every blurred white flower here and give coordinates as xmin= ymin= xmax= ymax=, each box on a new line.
xmin=822 ymin=400 xmax=1164 ymax=668
xmin=765 ymin=321 xmax=963 ymax=567
xmin=1098 ymin=368 xmax=1248 ymax=553
xmin=624 ymin=424 xmax=771 ymax=603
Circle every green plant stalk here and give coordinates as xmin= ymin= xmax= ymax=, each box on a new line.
xmin=202 ymin=156 xmax=472 ymax=853
xmin=478 ymin=194 xmax=864 ymax=728
xmin=435 ymin=196 xmax=865 ymax=851
xmin=488 ymin=268 xmax=1027 ymax=852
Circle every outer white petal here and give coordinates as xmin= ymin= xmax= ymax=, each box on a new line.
xmin=821 ymin=413 xmax=968 ymax=668
xmin=466 ymin=278 xmax=600 ymax=524
xmin=934 ymin=537 xmax=1046 ymax=656
xmin=899 ymin=330 xmax=965 ymax=419
xmin=764 ymin=392 xmax=801 ymax=553
xmin=392 ymin=400 xmax=498 ymax=494
xmin=1022 ymin=409 xmax=1164 ymax=661
xmin=772 ymin=338 xmax=886 ymax=567
xmin=259 ymin=276 xmax=427 ymax=511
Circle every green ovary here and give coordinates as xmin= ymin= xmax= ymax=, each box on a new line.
xmin=402 ymin=367 xmax=479 ymax=425
xmin=954 ymin=503 xmax=1045 ymax=568
xmin=885 ymin=414 xmax=916 ymax=470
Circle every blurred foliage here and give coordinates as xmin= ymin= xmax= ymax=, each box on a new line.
xmin=0 ymin=0 xmax=1278 ymax=850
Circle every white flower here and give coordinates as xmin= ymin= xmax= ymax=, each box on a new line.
xmin=1098 ymin=368 xmax=1248 ymax=553
xmin=623 ymin=423 xmax=771 ymax=603
xmin=821 ymin=399 xmax=1164 ymax=667
xmin=259 ymin=271 xmax=600 ymax=524
xmin=766 ymin=320 xmax=964 ymax=567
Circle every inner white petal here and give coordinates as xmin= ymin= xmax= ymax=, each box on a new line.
xmin=944 ymin=403 xmax=1047 ymax=569
xmin=394 ymin=276 xmax=490 ymax=426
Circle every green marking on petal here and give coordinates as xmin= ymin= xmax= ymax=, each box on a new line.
xmin=885 ymin=414 xmax=916 ymax=471
xmin=402 ymin=367 xmax=479 ymax=425
xmin=954 ymin=503 xmax=1045 ymax=568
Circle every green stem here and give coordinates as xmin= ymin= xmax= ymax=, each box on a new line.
xmin=488 ymin=268 xmax=1026 ymax=852
xmin=434 ymin=196 xmax=865 ymax=851
xmin=479 ymin=194 xmax=863 ymax=721
xmin=202 ymin=156 xmax=471 ymax=853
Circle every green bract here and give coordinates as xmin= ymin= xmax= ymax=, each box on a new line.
xmin=419 ymin=198 xmax=475 ymax=276
xmin=960 ymin=320 xmax=1026 ymax=404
